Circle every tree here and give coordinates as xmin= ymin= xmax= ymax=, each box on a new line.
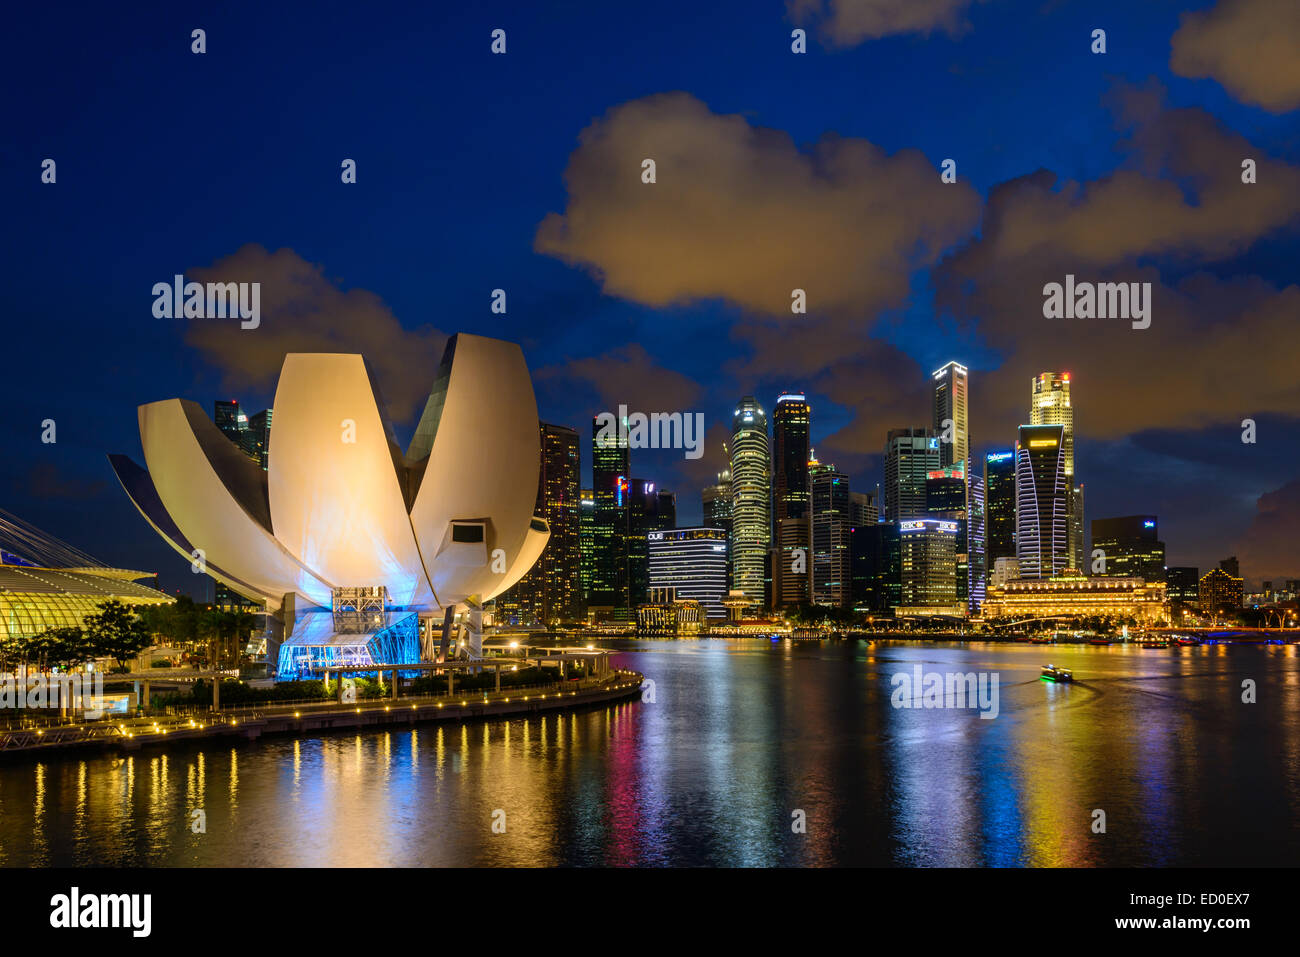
xmin=23 ymin=626 xmax=91 ymax=672
xmin=84 ymin=600 xmax=153 ymax=671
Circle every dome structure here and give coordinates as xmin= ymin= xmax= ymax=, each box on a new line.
xmin=109 ymin=333 xmax=550 ymax=615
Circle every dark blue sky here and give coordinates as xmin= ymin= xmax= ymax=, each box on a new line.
xmin=3 ymin=0 xmax=1297 ymax=594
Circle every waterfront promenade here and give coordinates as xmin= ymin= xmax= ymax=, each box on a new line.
xmin=0 ymin=668 xmax=644 ymax=758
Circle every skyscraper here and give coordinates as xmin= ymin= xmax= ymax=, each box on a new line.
xmin=1015 ymin=423 xmax=1068 ymax=580
xmin=578 ymin=488 xmax=595 ymax=615
xmin=810 ymin=461 xmax=851 ymax=607
xmin=884 ymin=427 xmax=940 ymax=522
xmin=496 ymin=423 xmax=581 ymax=626
xmin=850 ymin=522 xmax=901 ymax=612
xmin=244 ymin=408 xmax=272 ymax=470
xmin=932 ymin=361 xmax=969 ymax=470
xmin=649 ymin=527 xmax=728 ymax=619
xmin=1091 ymin=515 xmax=1165 ymax=582
xmin=1030 ymin=372 xmax=1081 ymax=569
xmin=702 ymin=464 xmax=733 ymax=590
xmin=626 ymin=479 xmax=674 ymax=608
xmin=926 ymin=466 xmax=969 ymax=608
xmin=772 ymin=393 xmax=812 ymax=523
xmin=770 ymin=394 xmax=812 ymax=609
xmin=730 ymin=396 xmax=770 ymax=609
xmin=899 ymin=518 xmax=959 ymax=611
xmin=591 ymin=414 xmax=630 ymax=618
xmin=849 ymin=491 xmax=878 ymax=527
xmin=984 ymin=449 xmax=1016 ymax=566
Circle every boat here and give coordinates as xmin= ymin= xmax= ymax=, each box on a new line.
xmin=1088 ymin=637 xmax=1112 ymax=645
xmin=1174 ymin=636 xmax=1200 ymax=646
xmin=1041 ymin=664 xmax=1073 ymax=683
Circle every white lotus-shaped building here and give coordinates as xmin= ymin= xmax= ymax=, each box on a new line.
xmin=109 ymin=333 xmax=550 ymax=624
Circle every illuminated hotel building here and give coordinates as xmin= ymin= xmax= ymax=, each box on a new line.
xmin=981 ymin=573 xmax=1167 ymax=624
xmin=897 ymin=518 xmax=960 ymax=614
xmin=932 ymin=361 xmax=969 ymax=470
xmin=648 ymin=527 xmax=728 ymax=619
xmin=1015 ymin=423 xmax=1068 ymax=579
xmin=730 ymin=396 xmax=770 ymax=608
xmin=1030 ymin=372 xmax=1082 ymax=569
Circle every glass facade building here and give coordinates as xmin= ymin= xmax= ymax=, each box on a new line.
xmin=648 ymin=527 xmax=728 ymax=619
xmin=729 ymin=397 xmax=770 ymax=609
xmin=1015 ymin=424 xmax=1068 ymax=580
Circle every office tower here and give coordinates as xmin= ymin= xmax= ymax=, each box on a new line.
xmin=1199 ymin=567 xmax=1243 ymax=615
xmin=849 ymin=491 xmax=878 ymax=528
xmin=984 ymin=450 xmax=1016 ymax=564
xmin=925 ymin=467 xmax=968 ymax=607
xmin=1069 ymin=482 xmax=1085 ymax=572
xmin=990 ymin=556 xmax=1021 ymax=587
xmin=1090 ymin=515 xmax=1166 ymax=582
xmin=884 ymin=427 xmax=940 ymax=521
xmin=244 ymin=408 xmax=272 ymax=470
xmin=578 ymin=489 xmax=595 ymax=613
xmin=627 ymin=479 xmax=674 ymax=609
xmin=214 ymin=399 xmax=247 ymax=443
xmin=730 ymin=397 xmax=770 ymax=608
xmin=772 ymin=394 xmax=812 ymax=522
xmin=1015 ymin=423 xmax=1068 ymax=579
xmin=649 ymin=527 xmax=728 ymax=619
xmin=967 ymin=472 xmax=986 ymax=613
xmin=1219 ymin=556 xmax=1240 ymax=578
xmin=899 ymin=518 xmax=959 ymax=610
xmin=850 ymin=522 xmax=901 ymax=613
xmin=702 ymin=465 xmax=733 ymax=590
xmin=1030 ymin=372 xmax=1079 ymax=568
xmin=809 ymin=462 xmax=851 ymax=607
xmin=1166 ymin=566 xmax=1199 ymax=606
xmin=932 ymin=361 xmax=969 ymax=470
xmin=496 ymin=423 xmax=581 ymax=626
xmin=592 ymin=414 xmax=630 ymax=617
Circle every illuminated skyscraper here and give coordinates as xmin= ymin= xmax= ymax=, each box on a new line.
xmin=578 ymin=488 xmax=595 ymax=614
xmin=984 ymin=450 xmax=1016 ymax=565
xmin=1030 ymin=372 xmax=1081 ymax=569
xmin=591 ymin=414 xmax=630 ymax=618
xmin=497 ymin=422 xmax=581 ymax=625
xmin=730 ymin=396 xmax=770 ymax=608
xmin=884 ymin=427 xmax=940 ymax=521
xmin=1015 ymin=424 xmax=1068 ymax=579
xmin=649 ymin=528 xmax=728 ymax=619
xmin=1091 ymin=515 xmax=1165 ymax=583
xmin=932 ymin=361 xmax=969 ymax=470
xmin=702 ymin=463 xmax=733 ymax=590
xmin=771 ymin=394 xmax=812 ymax=607
xmin=627 ymin=479 xmax=675 ymax=608
xmin=810 ymin=461 xmax=851 ymax=607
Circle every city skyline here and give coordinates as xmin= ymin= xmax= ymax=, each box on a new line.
xmin=4 ymin=2 xmax=1297 ymax=597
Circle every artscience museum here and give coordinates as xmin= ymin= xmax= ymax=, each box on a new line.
xmin=110 ymin=333 xmax=550 ymax=678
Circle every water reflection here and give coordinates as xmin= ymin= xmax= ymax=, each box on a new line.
xmin=0 ymin=641 xmax=1296 ymax=866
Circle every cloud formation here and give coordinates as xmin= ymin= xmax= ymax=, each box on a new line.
xmin=536 ymin=343 xmax=703 ymax=414
xmin=1170 ymin=0 xmax=1300 ymax=112
xmin=186 ymin=245 xmax=446 ymax=421
xmin=536 ymin=92 xmax=980 ymax=320
xmin=1234 ymin=476 xmax=1300 ymax=584
xmin=788 ymin=0 xmax=979 ymax=45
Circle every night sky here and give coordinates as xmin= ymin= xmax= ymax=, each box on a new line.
xmin=3 ymin=0 xmax=1298 ymax=595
